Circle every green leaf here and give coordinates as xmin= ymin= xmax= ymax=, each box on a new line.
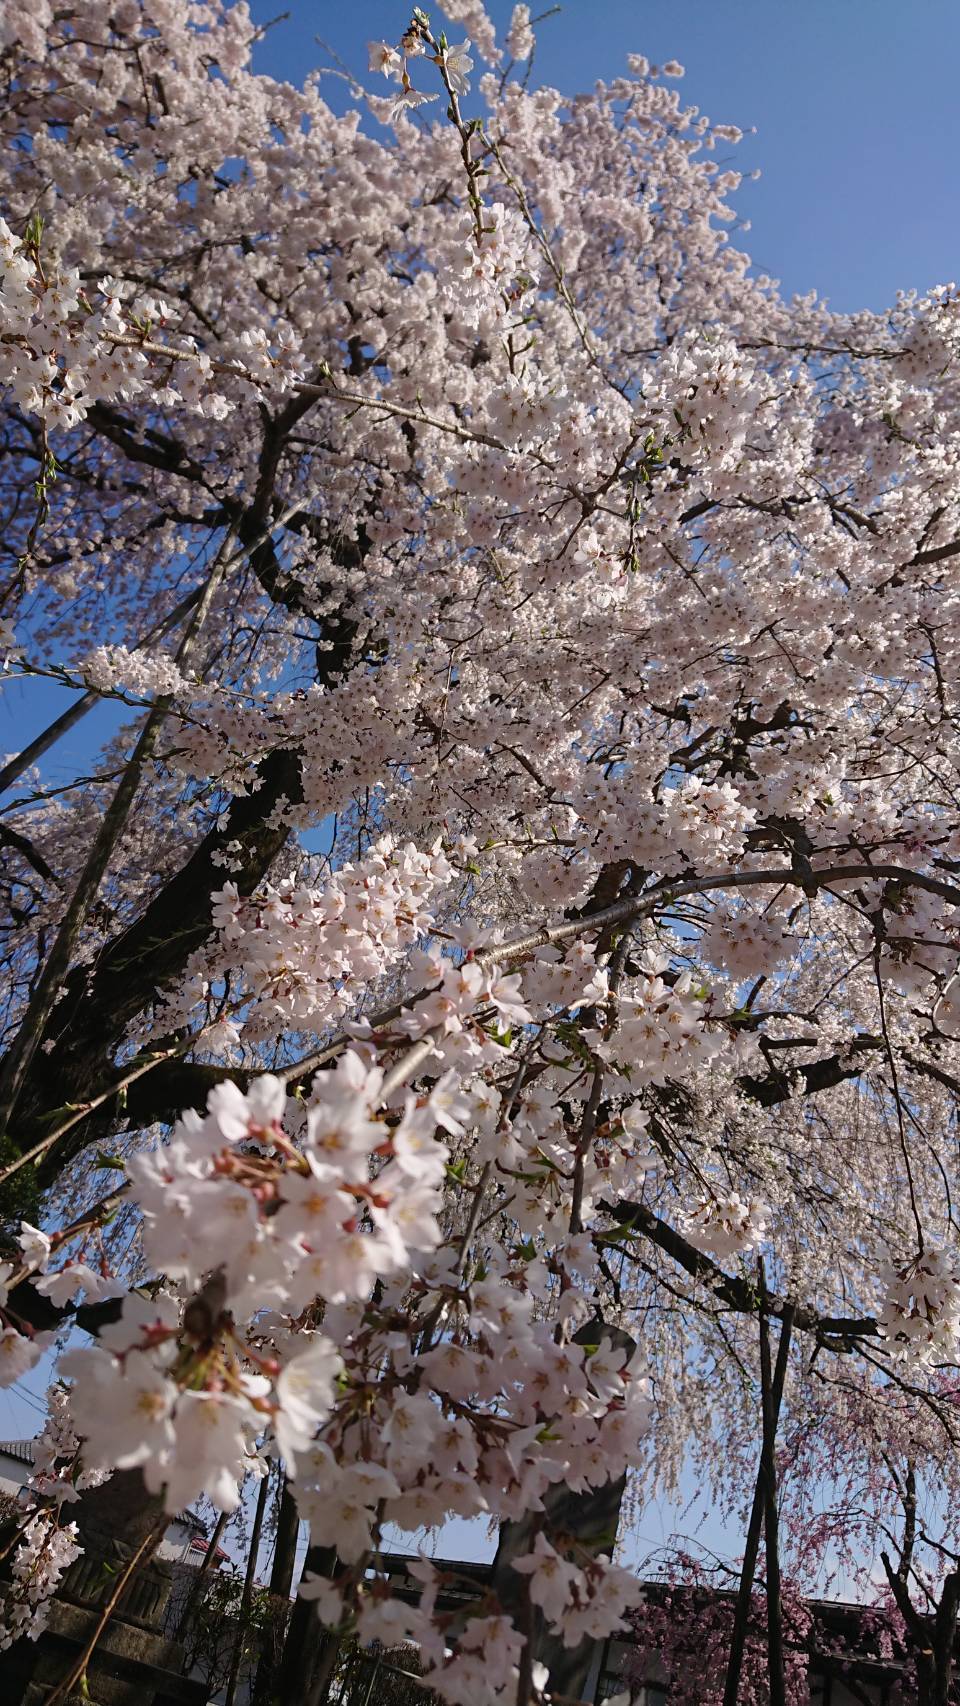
xmin=94 ymin=1151 xmax=127 ymax=1171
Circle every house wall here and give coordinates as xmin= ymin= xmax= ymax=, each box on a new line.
xmin=812 ymin=1682 xmax=895 ymax=1705
xmin=596 ymin=1635 xmax=899 ymax=1705
xmin=156 ymin=1518 xmax=203 ymax=1565
xmin=0 ymin=1457 xmax=33 ymax=1501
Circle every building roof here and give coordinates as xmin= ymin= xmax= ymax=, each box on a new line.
xmin=0 ymin=1439 xmax=35 ymax=1466
xmin=374 ymin=1555 xmax=936 ymax=1689
xmin=0 ymin=1446 xmax=211 ymax=1554
xmin=175 ymin=1507 xmax=208 ymax=1535
xmin=378 ymin=1552 xmax=493 ymax=1616
xmin=187 ymin=1533 xmax=229 ymax=1565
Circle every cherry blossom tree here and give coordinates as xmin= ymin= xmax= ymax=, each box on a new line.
xmin=2 ymin=2 xmax=960 ymax=1701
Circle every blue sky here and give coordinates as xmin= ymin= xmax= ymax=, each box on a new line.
xmin=252 ymin=0 xmax=960 ymax=314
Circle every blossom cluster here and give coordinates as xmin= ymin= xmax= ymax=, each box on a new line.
xmin=681 ymin=1191 xmax=769 ymax=1261
xmin=587 ymin=957 xmax=723 ymax=1088
xmin=9 ymin=971 xmax=662 ymax=1689
xmin=0 ymin=1387 xmax=90 ymax=1651
xmin=0 ymin=1513 xmax=81 ymax=1652
xmin=54 ymin=1048 xmax=446 ymax=1512
xmin=649 ymin=334 xmax=772 ymax=494
xmin=434 ymin=207 xmax=538 ymax=330
xmin=208 ymin=836 xmax=455 ymax=1040
xmin=699 ymin=909 xmax=799 ymax=981
xmin=368 ymin=26 xmax=474 ymax=124
xmin=582 ymin=775 xmax=758 ymax=870
xmin=0 ymin=220 xmax=299 ymax=434
xmin=505 ymin=4 xmax=535 ymax=63
xmin=0 ymin=1222 xmax=56 ymax=1387
xmin=897 ymin=285 xmax=960 ymax=383
xmin=511 ymin=1534 xmax=644 ymax=1644
xmin=81 ymin=644 xmax=193 ymax=700
xmin=877 ymin=1249 xmax=960 ymax=1366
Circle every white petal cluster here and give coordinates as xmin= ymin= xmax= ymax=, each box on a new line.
xmin=681 ymin=1191 xmax=769 ymax=1260
xmin=435 ymin=207 xmax=537 ymax=329
xmin=699 ymin=910 xmax=799 ymax=979
xmin=511 ymin=1535 xmax=643 ymax=1643
xmin=506 ymin=4 xmax=535 ymax=62
xmin=878 ymin=1249 xmax=960 ymax=1366
xmin=81 ymin=644 xmax=193 ymax=699
xmin=209 ymin=836 xmax=454 ymax=1039
xmin=50 ymin=1052 xmax=450 ymax=1512
xmin=587 ymin=962 xmax=722 ymax=1088
xmin=0 ymin=1513 xmax=81 ymax=1651
xmin=650 ymin=333 xmax=771 ymax=492
xmin=0 ymin=219 xmax=299 ymax=432
xmin=0 ymin=1386 xmax=91 ymax=1651
xmin=291 ymin=1262 xmax=653 ymax=1637
xmin=897 ymin=285 xmax=960 ymax=382
xmin=486 ymin=372 xmax=567 ymax=448
xmin=581 ymin=776 xmax=757 ymax=870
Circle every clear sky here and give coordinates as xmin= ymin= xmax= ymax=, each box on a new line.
xmin=251 ymin=0 xmax=960 ymax=314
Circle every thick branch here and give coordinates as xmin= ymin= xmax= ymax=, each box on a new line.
xmin=601 ymin=1197 xmax=879 ymax=1345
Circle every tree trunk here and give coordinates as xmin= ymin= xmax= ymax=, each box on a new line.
xmin=225 ymin=1468 xmax=271 ymax=1706
xmin=931 ymin=1566 xmax=960 ymax=1706
xmin=490 ymin=1321 xmax=636 ymax=1702
xmin=275 ymin=1542 xmax=340 ymax=1706
xmin=71 ymin=1465 xmax=165 ymax=1555
xmin=759 ymin=1303 xmax=787 ymax=1706
xmin=270 ymin=1476 xmax=300 ymax=1603
xmin=722 ymin=1303 xmax=794 ymax=1706
xmin=252 ymin=1474 xmax=301 ymax=1703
